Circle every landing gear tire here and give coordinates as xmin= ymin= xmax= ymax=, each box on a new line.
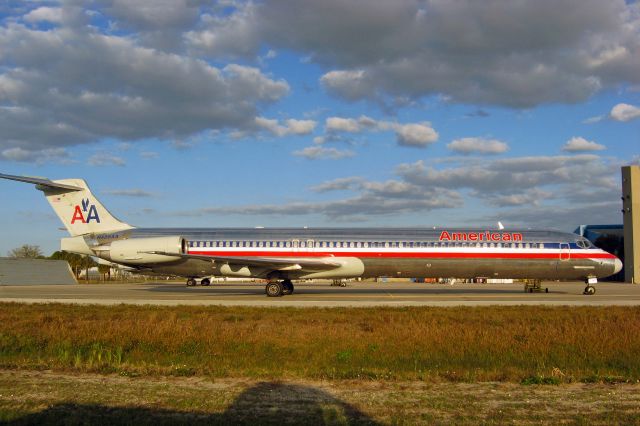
xmin=584 ymin=285 xmax=596 ymax=295
xmin=266 ymin=281 xmax=284 ymax=297
xmin=186 ymin=278 xmax=196 ymax=287
xmin=282 ymin=280 xmax=294 ymax=295
xmin=201 ymin=278 xmax=210 ymax=286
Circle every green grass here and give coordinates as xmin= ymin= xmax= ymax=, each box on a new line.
xmin=1 ymin=303 xmax=639 ymax=382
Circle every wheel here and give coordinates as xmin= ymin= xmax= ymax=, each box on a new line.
xmin=201 ymin=278 xmax=210 ymax=286
xmin=545 ymin=288 xmax=549 ymax=293
xmin=528 ymin=288 xmax=533 ymax=293
xmin=584 ymin=285 xmax=596 ymax=295
xmin=266 ymin=282 xmax=284 ymax=297
xmin=186 ymin=278 xmax=196 ymax=287
xmin=282 ymin=280 xmax=294 ymax=295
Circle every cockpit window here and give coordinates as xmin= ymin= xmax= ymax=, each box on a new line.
xmin=576 ymin=239 xmax=592 ymax=249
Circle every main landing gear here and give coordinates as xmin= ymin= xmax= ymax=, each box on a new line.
xmin=265 ymin=279 xmax=294 ymax=297
xmin=185 ymin=278 xmax=210 ymax=286
xmin=523 ymin=280 xmax=548 ymax=293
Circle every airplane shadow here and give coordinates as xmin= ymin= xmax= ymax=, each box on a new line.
xmin=142 ymin=284 xmax=558 ymax=296
xmin=5 ymin=382 xmax=379 ymax=425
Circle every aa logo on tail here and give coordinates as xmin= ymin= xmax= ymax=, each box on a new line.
xmin=71 ymin=198 xmax=100 ymax=224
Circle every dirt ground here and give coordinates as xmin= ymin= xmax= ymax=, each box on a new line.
xmin=1 ymin=369 xmax=639 ymax=425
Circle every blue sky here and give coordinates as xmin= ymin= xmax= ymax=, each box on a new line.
xmin=1 ymin=0 xmax=639 ymax=255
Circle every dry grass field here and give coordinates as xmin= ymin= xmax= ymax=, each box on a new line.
xmin=2 ymin=370 xmax=640 ymax=424
xmin=1 ymin=303 xmax=639 ymax=383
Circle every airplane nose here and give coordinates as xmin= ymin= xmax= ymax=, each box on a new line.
xmin=614 ymin=258 xmax=623 ymax=274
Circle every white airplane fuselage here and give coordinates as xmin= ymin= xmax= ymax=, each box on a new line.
xmin=85 ymin=227 xmax=621 ymax=282
xmin=0 ymin=173 xmax=623 ymax=295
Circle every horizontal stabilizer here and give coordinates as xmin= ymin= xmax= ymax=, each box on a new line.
xmin=0 ymin=173 xmax=83 ymax=192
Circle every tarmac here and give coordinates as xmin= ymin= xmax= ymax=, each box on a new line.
xmin=1 ymin=280 xmax=640 ymax=307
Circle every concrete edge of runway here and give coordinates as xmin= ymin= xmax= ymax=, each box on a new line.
xmin=2 ymin=298 xmax=640 ymax=307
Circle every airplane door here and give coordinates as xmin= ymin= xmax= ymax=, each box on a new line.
xmin=559 ymin=243 xmax=570 ymax=260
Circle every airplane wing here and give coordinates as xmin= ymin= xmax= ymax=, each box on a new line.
xmin=144 ymin=251 xmax=343 ymax=272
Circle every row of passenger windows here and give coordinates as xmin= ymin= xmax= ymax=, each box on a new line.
xmin=188 ymin=240 xmax=548 ymax=249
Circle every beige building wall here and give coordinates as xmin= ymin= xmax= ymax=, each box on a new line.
xmin=622 ymin=166 xmax=640 ymax=284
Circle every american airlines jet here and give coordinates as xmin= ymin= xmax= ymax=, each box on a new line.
xmin=1 ymin=173 xmax=622 ymax=296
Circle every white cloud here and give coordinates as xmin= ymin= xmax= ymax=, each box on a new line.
xmin=0 ymin=20 xmax=289 ymax=161
xmin=1 ymin=147 xmax=70 ymax=164
xmin=582 ymin=115 xmax=605 ymax=124
xmin=88 ymin=153 xmax=126 ymax=167
xmin=285 ymin=119 xmax=316 ymax=135
xmin=562 ymin=136 xmax=606 ymax=152
xmin=171 ymin=152 xmax=618 ymax=228
xmin=447 ymin=137 xmax=509 ymax=155
xmin=293 ymin=146 xmax=355 ymax=160
xmin=255 ymin=117 xmax=317 ymax=136
xmin=187 ymin=0 xmax=640 ymax=108
xmin=325 ymin=117 xmax=361 ymax=133
xmin=103 ymin=189 xmax=156 ymax=197
xmin=610 ymin=103 xmax=640 ymax=122
xmin=395 ymin=123 xmax=438 ymax=147
xmin=482 ymin=189 xmax=553 ymax=207
xmin=397 ymin=155 xmax=611 ymax=193
xmin=310 ymin=177 xmax=364 ymax=193
xmin=323 ymin=116 xmax=438 ymax=148
xmin=23 ymin=7 xmax=64 ymax=24
xmin=320 ymin=70 xmax=373 ymax=102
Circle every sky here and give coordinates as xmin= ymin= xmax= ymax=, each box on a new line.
xmin=0 ymin=0 xmax=639 ymax=256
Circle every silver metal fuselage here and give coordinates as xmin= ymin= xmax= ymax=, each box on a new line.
xmin=92 ymin=227 xmax=621 ymax=281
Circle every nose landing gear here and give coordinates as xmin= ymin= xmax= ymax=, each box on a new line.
xmin=583 ymin=277 xmax=597 ymax=295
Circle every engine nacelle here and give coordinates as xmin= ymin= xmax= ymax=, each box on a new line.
xmin=107 ymin=236 xmax=187 ymax=265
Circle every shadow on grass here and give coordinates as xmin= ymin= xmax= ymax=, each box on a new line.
xmin=5 ymin=382 xmax=379 ymax=425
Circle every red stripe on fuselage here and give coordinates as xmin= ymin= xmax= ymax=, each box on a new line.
xmin=188 ymin=250 xmax=616 ymax=260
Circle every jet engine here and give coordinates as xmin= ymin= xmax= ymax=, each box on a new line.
xmin=104 ymin=236 xmax=187 ymax=265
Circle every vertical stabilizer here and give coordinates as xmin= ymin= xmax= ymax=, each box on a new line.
xmin=44 ymin=178 xmax=133 ymax=236
xmin=0 ymin=173 xmax=133 ymax=237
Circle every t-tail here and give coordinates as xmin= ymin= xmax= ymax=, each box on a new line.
xmin=0 ymin=173 xmax=133 ymax=237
